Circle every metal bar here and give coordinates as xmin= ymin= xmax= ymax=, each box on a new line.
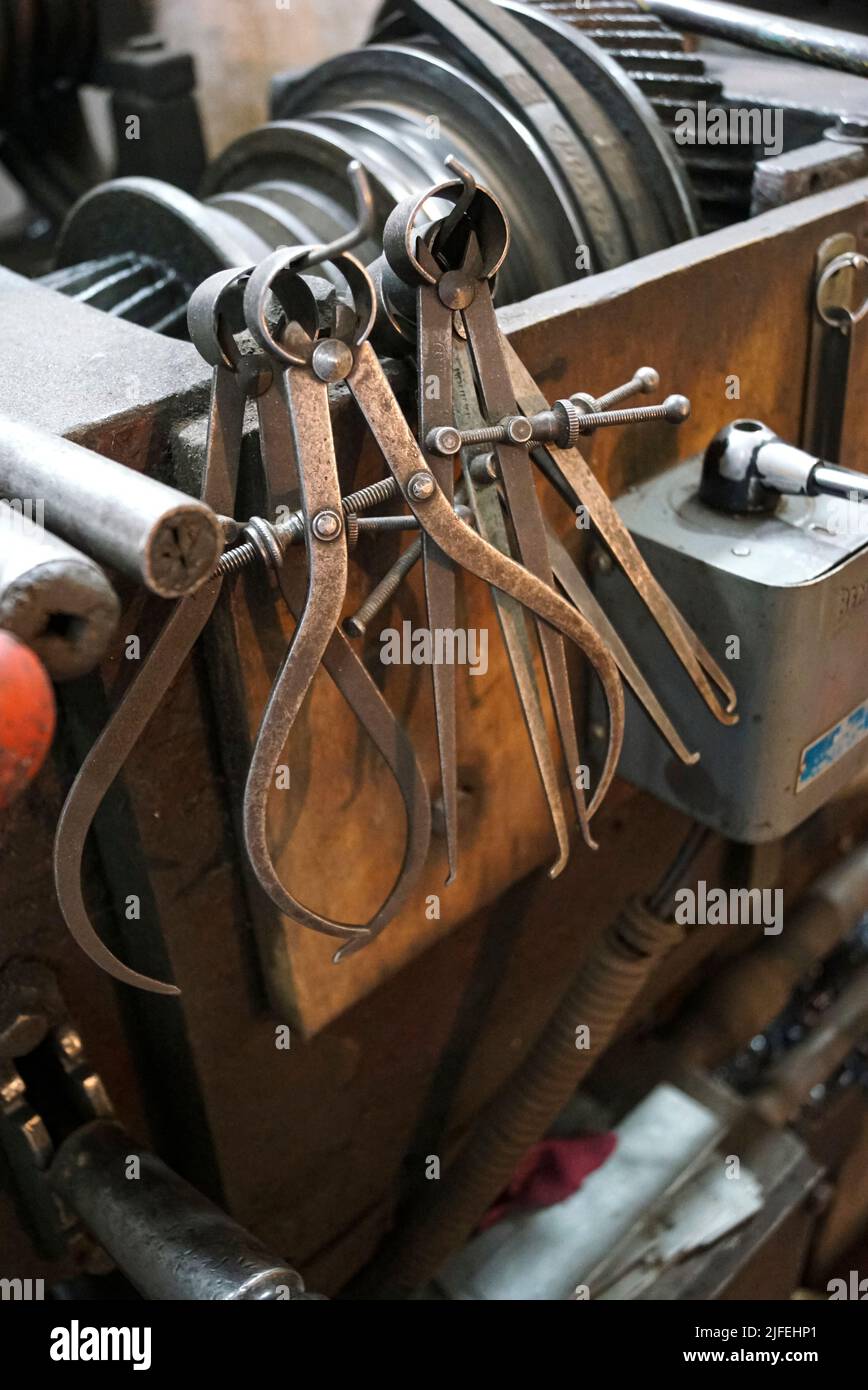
xmin=453 ymin=344 xmax=571 ymax=877
xmin=418 ymin=283 xmax=460 ymax=884
xmin=0 ymin=508 xmax=119 ymax=680
xmin=49 ymin=1120 xmax=314 ymax=1301
xmin=462 ymin=281 xmax=595 ymax=844
xmin=638 ymin=0 xmax=868 ymax=78
xmin=546 ymin=527 xmax=698 ymax=766
xmin=0 ymin=416 xmax=223 ymax=598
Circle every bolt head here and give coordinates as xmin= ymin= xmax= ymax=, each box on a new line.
xmin=427 ymin=426 xmax=462 ymax=457
xmin=312 ymin=509 xmax=343 ymax=541
xmin=407 ymin=471 xmax=436 ymax=502
xmin=312 ymin=338 xmax=354 ymax=383
xmin=470 ymin=452 xmax=498 ymax=484
xmin=506 ymin=417 xmax=533 ymax=444
xmin=570 ymin=392 xmax=599 ymax=416
xmin=635 ymin=367 xmax=660 ymax=394
xmin=438 ymin=271 xmax=475 ymax=311
xmin=664 ymin=394 xmax=690 ymax=423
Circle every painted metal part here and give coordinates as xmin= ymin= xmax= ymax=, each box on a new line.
xmin=592 ymin=454 xmax=868 ymax=841
xmin=0 ymin=632 xmax=56 ymax=810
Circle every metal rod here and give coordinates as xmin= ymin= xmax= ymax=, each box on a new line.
xmin=213 ymin=476 xmax=402 ymax=576
xmin=588 ymin=366 xmax=660 ymax=413
xmin=353 ymin=514 xmax=421 ymax=532
xmin=49 ymin=1120 xmax=318 ymax=1301
xmin=812 ymin=463 xmax=868 ymax=502
xmin=638 ymin=0 xmax=868 ymax=79
xmin=0 ymin=508 xmax=120 ymax=680
xmin=343 ymin=537 xmax=423 ymax=638
xmin=578 ymin=395 xmax=690 ymax=433
xmin=0 ymin=416 xmax=224 ymax=599
xmin=291 ymin=160 xmax=376 ymax=270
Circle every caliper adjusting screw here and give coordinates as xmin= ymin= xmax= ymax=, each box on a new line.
xmin=426 ymin=417 xmax=533 ymax=456
xmin=577 ymin=394 xmax=690 ymax=434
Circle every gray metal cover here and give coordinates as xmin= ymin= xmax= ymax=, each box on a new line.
xmin=592 ymin=456 xmax=868 ymax=841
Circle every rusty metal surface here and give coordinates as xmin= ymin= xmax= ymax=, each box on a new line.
xmin=417 ymin=285 xmax=460 ymax=884
xmin=347 ymin=341 xmax=625 ymax=820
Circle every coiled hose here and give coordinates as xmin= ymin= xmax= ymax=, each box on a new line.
xmin=359 ymin=834 xmax=699 ymax=1296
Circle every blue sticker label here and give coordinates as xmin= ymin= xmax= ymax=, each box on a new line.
xmin=798 ymin=698 xmax=868 ymax=792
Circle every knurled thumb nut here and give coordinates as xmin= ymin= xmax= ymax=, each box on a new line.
xmin=552 ymin=398 xmax=583 ymax=448
xmin=407 ymin=471 xmax=436 ymax=501
xmin=312 ymin=508 xmax=343 ymax=541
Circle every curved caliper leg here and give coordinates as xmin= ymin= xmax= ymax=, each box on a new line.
xmin=348 ymin=341 xmax=625 ymax=820
xmin=240 ymin=245 xmax=431 ymax=954
xmin=53 ymin=269 xmax=257 ymax=994
xmin=384 ymin=166 xmax=600 ymax=862
xmin=505 ymin=342 xmax=738 ymax=727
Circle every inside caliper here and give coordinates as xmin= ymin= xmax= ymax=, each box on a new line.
xmin=52 ymin=159 xmax=736 ymax=994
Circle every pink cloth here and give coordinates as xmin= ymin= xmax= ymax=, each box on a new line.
xmin=479 ymin=1133 xmax=617 ymax=1231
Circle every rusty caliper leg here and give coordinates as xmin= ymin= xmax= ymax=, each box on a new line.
xmin=347 ymin=342 xmax=625 ymax=821
xmin=417 ymin=282 xmax=460 ymax=884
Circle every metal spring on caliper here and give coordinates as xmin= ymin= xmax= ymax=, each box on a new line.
xmin=213 ymin=476 xmax=400 ymax=577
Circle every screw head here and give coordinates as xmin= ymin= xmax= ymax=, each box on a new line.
xmin=663 ymin=394 xmax=690 ymax=423
xmin=312 ymin=509 xmax=343 ymax=541
xmin=470 ymin=452 xmax=499 ymax=484
xmin=407 ymin=471 xmax=436 ymax=502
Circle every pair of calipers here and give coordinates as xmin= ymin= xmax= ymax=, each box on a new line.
xmin=54 ymin=159 xmax=736 ymax=994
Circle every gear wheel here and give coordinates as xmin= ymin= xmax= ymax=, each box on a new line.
xmin=519 ymin=0 xmax=755 ymax=229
